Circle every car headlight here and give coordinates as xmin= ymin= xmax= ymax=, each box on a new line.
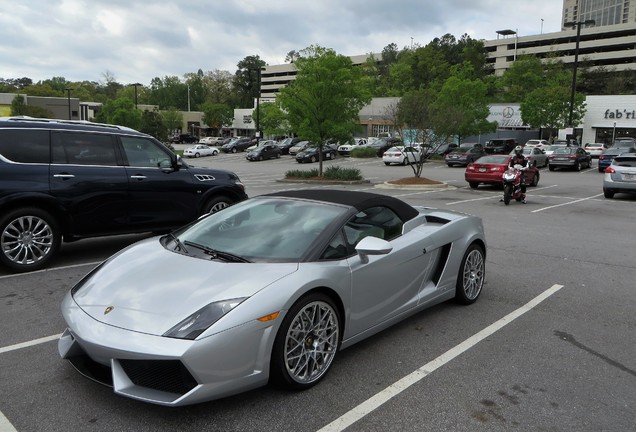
xmin=163 ymin=298 xmax=247 ymax=340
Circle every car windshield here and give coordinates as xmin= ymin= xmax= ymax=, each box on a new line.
xmin=174 ymin=198 xmax=347 ymax=262
xmin=475 ymin=155 xmax=509 ymax=164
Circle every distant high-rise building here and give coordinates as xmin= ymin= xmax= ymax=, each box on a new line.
xmin=562 ymin=0 xmax=636 ymax=28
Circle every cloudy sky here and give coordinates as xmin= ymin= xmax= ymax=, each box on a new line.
xmin=0 ymin=0 xmax=563 ymax=86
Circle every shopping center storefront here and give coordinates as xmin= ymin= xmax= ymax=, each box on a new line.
xmin=580 ymin=95 xmax=636 ymax=146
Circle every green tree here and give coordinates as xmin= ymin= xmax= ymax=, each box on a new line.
xmin=520 ymin=87 xmax=586 ymax=139
xmin=96 ymin=97 xmax=142 ymax=129
xmin=10 ymin=94 xmax=53 ymax=117
xmin=201 ymin=102 xmax=233 ymax=132
xmin=497 ymin=55 xmax=548 ymax=102
xmin=139 ymin=109 xmax=169 ymax=142
xmin=202 ymin=69 xmax=235 ymax=105
xmin=430 ymin=65 xmax=497 ymax=144
xmin=161 ymin=108 xmax=184 ymax=134
xmin=234 ymin=55 xmax=266 ymax=108
xmin=258 ymin=101 xmax=290 ymax=137
xmin=277 ymin=45 xmax=372 ymax=175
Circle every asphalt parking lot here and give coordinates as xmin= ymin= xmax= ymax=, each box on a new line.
xmin=1 ymin=151 xmax=635 ymax=431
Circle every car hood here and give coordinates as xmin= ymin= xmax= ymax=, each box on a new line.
xmin=71 ymin=238 xmax=298 ymax=335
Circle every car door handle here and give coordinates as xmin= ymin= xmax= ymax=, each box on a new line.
xmin=130 ymin=175 xmax=147 ymax=180
xmin=53 ymin=174 xmax=75 ymax=179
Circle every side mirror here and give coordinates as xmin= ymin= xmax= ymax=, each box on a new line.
xmin=355 ymin=236 xmax=392 ymax=263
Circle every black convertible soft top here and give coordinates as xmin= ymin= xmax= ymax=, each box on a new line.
xmin=264 ymin=189 xmax=419 ymax=222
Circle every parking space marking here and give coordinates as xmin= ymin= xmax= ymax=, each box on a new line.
xmin=318 ymin=284 xmax=565 ymax=432
xmin=0 ymin=411 xmax=17 ymax=432
xmin=446 ymin=185 xmax=560 ymax=206
xmin=0 ymin=334 xmax=62 ymax=355
xmin=0 ymin=261 xmax=100 ymax=280
xmin=532 ymin=193 xmax=604 ymax=213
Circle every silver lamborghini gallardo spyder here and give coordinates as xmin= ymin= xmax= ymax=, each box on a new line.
xmin=59 ymin=189 xmax=486 ymax=406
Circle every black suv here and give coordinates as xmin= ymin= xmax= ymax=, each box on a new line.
xmin=0 ymin=118 xmax=248 ymax=272
xmin=484 ymin=138 xmax=518 ymax=154
xmin=170 ymin=133 xmax=198 ymax=144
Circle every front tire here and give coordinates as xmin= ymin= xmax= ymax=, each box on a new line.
xmin=231 ymin=148 xmax=237 ymax=153
xmin=202 ymin=196 xmax=233 ymax=215
xmin=270 ymin=293 xmax=341 ymax=389
xmin=455 ymin=244 xmax=485 ymax=304
xmin=0 ymin=208 xmax=61 ymax=272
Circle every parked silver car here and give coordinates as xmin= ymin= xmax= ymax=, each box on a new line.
xmin=603 ymin=154 xmax=636 ymax=198
xmin=59 ymin=189 xmax=486 ymax=406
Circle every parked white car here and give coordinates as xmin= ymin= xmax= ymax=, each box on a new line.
xmin=337 ymin=138 xmax=367 ymax=156
xmin=183 ymin=144 xmax=219 ymax=158
xmin=382 ymin=146 xmax=422 ymax=165
xmin=198 ymin=137 xmax=224 ymax=145
xmin=524 ymin=139 xmax=550 ymax=148
xmin=584 ymin=142 xmax=608 ymax=157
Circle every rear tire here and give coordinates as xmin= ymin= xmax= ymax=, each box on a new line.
xmin=0 ymin=207 xmax=61 ymax=273
xmin=503 ymin=184 xmax=512 ymax=205
xmin=574 ymin=161 xmax=581 ymax=171
xmin=455 ymin=244 xmax=485 ymax=305
xmin=548 ymin=165 xmax=555 ymax=171
xmin=469 ymin=182 xmax=479 ymax=189
xmin=530 ymin=172 xmax=539 ymax=187
xmin=603 ymin=189 xmax=615 ymax=199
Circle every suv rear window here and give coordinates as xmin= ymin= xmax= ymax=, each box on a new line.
xmin=0 ymin=129 xmax=50 ymax=163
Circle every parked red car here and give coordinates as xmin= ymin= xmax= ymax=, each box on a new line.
xmin=465 ymin=154 xmax=540 ymax=189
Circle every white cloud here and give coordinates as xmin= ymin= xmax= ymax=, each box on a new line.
xmin=0 ymin=0 xmax=563 ymax=84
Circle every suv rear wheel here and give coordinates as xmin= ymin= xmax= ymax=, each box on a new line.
xmin=0 ymin=208 xmax=61 ymax=272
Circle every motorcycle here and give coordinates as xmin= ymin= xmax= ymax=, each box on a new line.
xmin=502 ymin=164 xmax=526 ymax=205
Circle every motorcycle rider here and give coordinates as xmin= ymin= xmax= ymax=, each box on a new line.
xmin=509 ymin=145 xmax=529 ymax=203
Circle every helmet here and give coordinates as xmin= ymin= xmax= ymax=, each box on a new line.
xmin=514 ymin=145 xmax=523 ymax=155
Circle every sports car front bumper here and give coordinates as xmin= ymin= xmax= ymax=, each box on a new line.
xmin=58 ymin=292 xmax=276 ymax=406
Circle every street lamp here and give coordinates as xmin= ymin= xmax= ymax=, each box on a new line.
xmin=564 ymin=19 xmax=595 ymax=130
xmin=128 ymin=83 xmax=142 ymax=109
xmin=612 ymin=121 xmax=617 ymax=145
xmin=64 ymin=88 xmax=73 ymax=120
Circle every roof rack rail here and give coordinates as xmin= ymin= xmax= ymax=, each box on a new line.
xmin=0 ymin=116 xmax=137 ymax=132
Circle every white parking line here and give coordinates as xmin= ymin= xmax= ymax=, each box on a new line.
xmin=0 ymin=334 xmax=62 ymax=355
xmin=532 ymin=193 xmax=604 ymax=213
xmin=318 ymin=284 xmax=565 ymax=432
xmin=0 ymin=411 xmax=17 ymax=432
xmin=446 ymin=185 xmax=559 ymax=206
xmin=0 ymin=261 xmax=100 ymax=280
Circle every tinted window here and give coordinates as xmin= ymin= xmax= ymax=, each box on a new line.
xmin=121 ymin=136 xmax=172 ymax=168
xmin=0 ymin=129 xmax=50 ymax=163
xmin=51 ymin=132 xmax=118 ymax=166
xmin=345 ymin=206 xmax=403 ymax=243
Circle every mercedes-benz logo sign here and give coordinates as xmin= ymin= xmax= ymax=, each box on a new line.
xmin=503 ymin=107 xmax=514 ymax=118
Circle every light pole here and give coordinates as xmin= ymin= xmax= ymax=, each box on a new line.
xmin=612 ymin=121 xmax=617 ymax=145
xmin=564 ymin=19 xmax=595 ymax=130
xmin=129 ymin=83 xmax=142 ymax=109
xmin=64 ymin=87 xmax=73 ymax=120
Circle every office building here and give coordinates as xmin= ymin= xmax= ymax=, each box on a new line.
xmin=562 ymin=0 xmax=635 ymax=28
